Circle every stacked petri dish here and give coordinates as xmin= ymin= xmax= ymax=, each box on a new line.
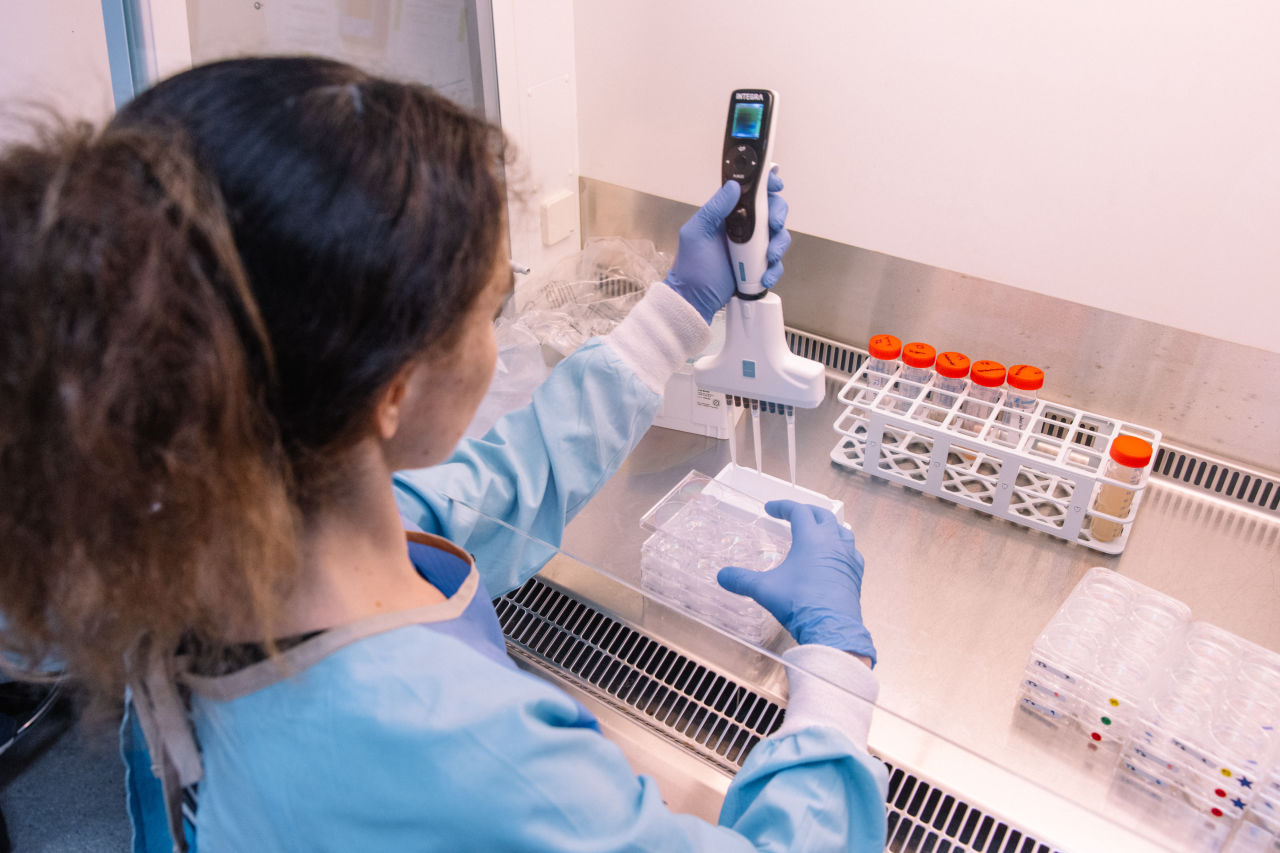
xmin=1022 ymin=569 xmax=1191 ymax=743
xmin=638 ymin=471 xmax=789 ymax=647
xmin=1129 ymin=624 xmax=1280 ymax=830
xmin=1022 ymin=568 xmax=1280 ymax=841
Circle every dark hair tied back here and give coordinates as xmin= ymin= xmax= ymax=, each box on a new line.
xmin=116 ymin=57 xmax=509 ymax=502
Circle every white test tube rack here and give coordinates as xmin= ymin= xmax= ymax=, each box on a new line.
xmin=828 ymin=359 xmax=1162 ymax=555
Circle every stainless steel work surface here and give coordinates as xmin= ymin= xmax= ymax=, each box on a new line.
xmin=558 ymin=384 xmax=1280 ymax=850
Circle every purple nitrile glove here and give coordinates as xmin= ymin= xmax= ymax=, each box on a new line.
xmin=664 ymin=171 xmax=791 ymax=323
xmin=718 ymin=500 xmax=876 ymax=666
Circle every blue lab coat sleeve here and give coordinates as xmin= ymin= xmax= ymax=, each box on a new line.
xmin=392 ymin=338 xmax=660 ymax=594
xmin=394 ymin=283 xmax=712 ymax=595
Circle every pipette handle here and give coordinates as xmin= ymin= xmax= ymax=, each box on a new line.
xmin=727 ymin=162 xmax=779 ymax=298
xmin=722 ymin=89 xmax=778 ymax=299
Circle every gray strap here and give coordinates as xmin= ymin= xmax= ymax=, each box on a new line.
xmin=130 ymin=650 xmax=202 ymax=853
xmin=128 ymin=530 xmax=478 ymax=851
xmin=183 ymin=568 xmax=478 ymax=702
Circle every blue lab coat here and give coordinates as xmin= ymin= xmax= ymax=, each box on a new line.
xmin=122 ymin=337 xmax=887 ymax=851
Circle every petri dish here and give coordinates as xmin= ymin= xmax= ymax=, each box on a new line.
xmin=1060 ymin=593 xmax=1127 ymax=627
xmin=1151 ymin=689 xmax=1213 ymax=735
xmin=1039 ymin=623 xmax=1103 ymax=674
xmin=1239 ymin=655 xmax=1280 ymax=697
xmin=1184 ymin=629 xmax=1241 ymax=674
xmin=647 ymin=496 xmax=691 ymax=531
xmin=1130 ymin=599 xmax=1187 ymax=635
xmin=1217 ymin=696 xmax=1279 ymax=734
xmin=1116 ymin=622 xmax=1174 ymax=658
xmin=1167 ymin=667 xmax=1225 ymax=702
xmin=1209 ymin=720 xmax=1269 ymax=765
xmin=1097 ymin=647 xmax=1154 ymax=691
xmin=1079 ymin=571 xmax=1136 ymax=601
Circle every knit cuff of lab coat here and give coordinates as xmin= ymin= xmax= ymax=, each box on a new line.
xmin=773 ymin=644 xmax=879 ymax=750
xmin=604 ymin=282 xmax=711 ymax=395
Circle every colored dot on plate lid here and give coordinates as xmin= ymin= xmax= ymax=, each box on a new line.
xmin=1215 ymin=788 xmax=1226 ymax=797
xmin=1090 ymin=732 xmax=1102 ymax=742
xmin=1108 ymin=698 xmax=1120 ymax=707
xmin=1101 ymin=716 xmax=1112 ymax=725
xmin=1221 ymin=768 xmax=1233 ymax=778
xmin=1211 ymin=808 xmax=1223 ymax=818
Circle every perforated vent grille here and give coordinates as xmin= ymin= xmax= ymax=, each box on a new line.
xmin=495 ymin=578 xmax=781 ymax=772
xmin=1153 ymin=446 xmax=1280 ymax=516
xmin=786 ymin=327 xmax=865 ymax=375
xmin=884 ymin=766 xmax=1055 ymax=853
xmin=497 ymin=576 xmax=1061 ymax=853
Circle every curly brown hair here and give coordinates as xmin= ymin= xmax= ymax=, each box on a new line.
xmin=0 ymin=122 xmax=296 ymax=707
xmin=0 ymin=57 xmax=509 ymax=713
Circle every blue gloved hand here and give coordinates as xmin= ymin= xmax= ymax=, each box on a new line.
xmin=717 ymin=500 xmax=876 ymax=666
xmin=663 ymin=172 xmax=792 ymax=323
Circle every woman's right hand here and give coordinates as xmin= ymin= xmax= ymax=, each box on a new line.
xmin=662 ymin=173 xmax=790 ymax=324
xmin=717 ymin=501 xmax=876 ymax=666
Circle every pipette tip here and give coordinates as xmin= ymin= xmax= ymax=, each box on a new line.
xmin=750 ymin=401 xmax=763 ymax=473
xmin=724 ymin=395 xmax=738 ymax=468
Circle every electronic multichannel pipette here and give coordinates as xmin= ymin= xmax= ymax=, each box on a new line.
xmin=693 ymin=89 xmax=825 ymax=484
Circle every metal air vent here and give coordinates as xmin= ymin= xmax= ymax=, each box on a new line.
xmin=883 ymin=765 xmax=1055 ymax=853
xmin=785 ymin=327 xmax=866 ymax=376
xmin=497 ymin=576 xmax=1061 ymax=853
xmin=495 ymin=578 xmax=780 ymax=773
xmin=1152 ymin=446 xmax=1280 ymax=517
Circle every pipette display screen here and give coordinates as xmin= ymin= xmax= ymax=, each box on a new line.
xmin=731 ymin=103 xmax=764 ymax=139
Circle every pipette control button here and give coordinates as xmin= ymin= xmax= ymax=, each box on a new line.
xmin=725 ymin=144 xmax=758 ymax=177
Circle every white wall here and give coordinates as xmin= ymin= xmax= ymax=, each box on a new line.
xmin=492 ymin=0 xmax=583 ymax=278
xmin=173 ymin=0 xmax=584 ymax=279
xmin=575 ymin=1 xmax=1280 ymax=354
xmin=0 ymin=1 xmax=114 ymax=133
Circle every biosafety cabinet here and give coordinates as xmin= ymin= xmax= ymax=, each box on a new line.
xmin=104 ymin=3 xmax=1280 ymax=850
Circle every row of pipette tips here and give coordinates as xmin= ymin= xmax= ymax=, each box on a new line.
xmin=724 ymin=395 xmax=798 ymax=486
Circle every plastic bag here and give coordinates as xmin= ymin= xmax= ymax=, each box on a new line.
xmin=464 ymin=238 xmax=668 ymax=437
xmin=515 ymin=238 xmax=671 ymax=359
xmin=463 ymin=317 xmax=549 ymax=438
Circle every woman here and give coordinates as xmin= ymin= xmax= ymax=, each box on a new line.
xmin=0 ymin=57 xmax=885 ymax=851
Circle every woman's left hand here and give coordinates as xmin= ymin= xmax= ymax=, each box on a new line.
xmin=663 ymin=172 xmax=791 ymax=324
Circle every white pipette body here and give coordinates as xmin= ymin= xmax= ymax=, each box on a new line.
xmin=694 ymin=88 xmax=825 ymax=478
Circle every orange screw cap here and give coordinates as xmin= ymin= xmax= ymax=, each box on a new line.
xmin=1109 ymin=435 xmax=1153 ymax=469
xmin=1008 ymin=364 xmax=1045 ymax=391
xmin=903 ymin=342 xmax=937 ymax=368
xmin=970 ymin=360 xmax=1006 ymax=388
xmin=869 ymin=334 xmax=902 ymax=360
xmin=935 ymin=352 xmax=970 ymax=379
